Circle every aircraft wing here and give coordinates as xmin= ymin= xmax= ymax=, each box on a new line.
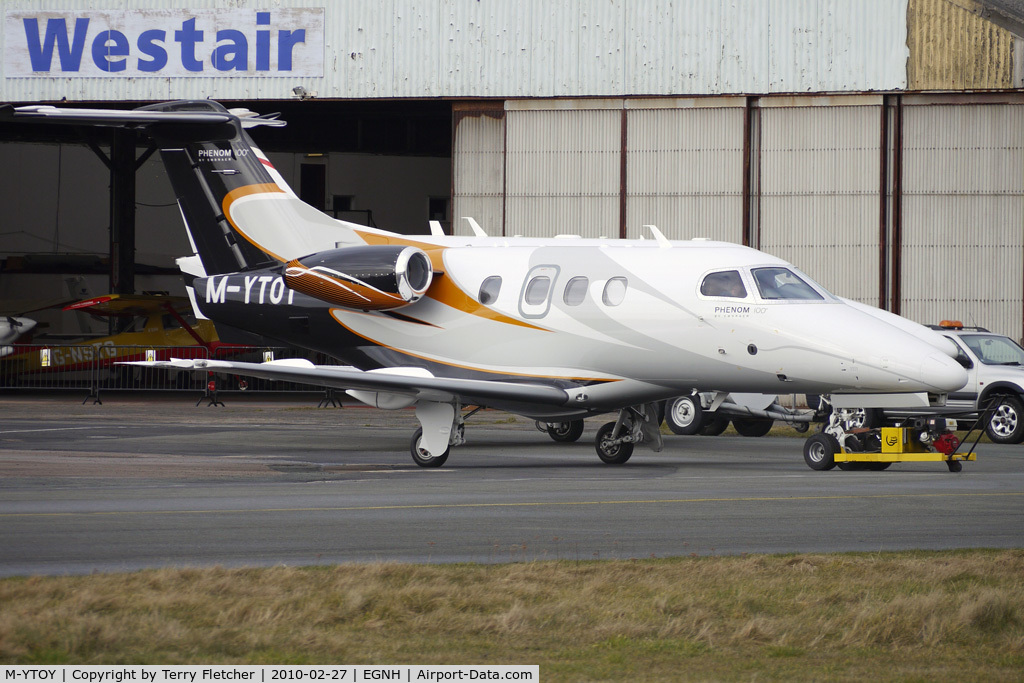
xmin=121 ymin=358 xmax=571 ymax=407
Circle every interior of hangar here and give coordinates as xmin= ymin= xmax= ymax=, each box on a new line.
xmin=0 ymin=99 xmax=453 ymax=336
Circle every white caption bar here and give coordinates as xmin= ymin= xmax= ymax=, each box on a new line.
xmin=0 ymin=666 xmax=539 ymax=683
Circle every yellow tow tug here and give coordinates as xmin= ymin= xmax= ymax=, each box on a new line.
xmin=803 ymin=418 xmax=978 ymax=473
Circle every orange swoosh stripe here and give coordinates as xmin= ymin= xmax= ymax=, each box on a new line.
xmin=221 ymin=184 xmax=288 ymax=262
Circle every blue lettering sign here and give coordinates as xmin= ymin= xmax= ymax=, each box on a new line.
xmin=10 ymin=9 xmax=323 ymax=78
xmin=23 ymin=17 xmax=88 ymax=72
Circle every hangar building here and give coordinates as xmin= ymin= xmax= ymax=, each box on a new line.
xmin=1 ymin=0 xmax=1023 ymax=340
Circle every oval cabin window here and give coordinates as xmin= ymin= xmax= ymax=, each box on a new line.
xmin=602 ymin=277 xmax=627 ymax=306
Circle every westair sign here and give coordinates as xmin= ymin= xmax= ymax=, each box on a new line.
xmin=5 ymin=8 xmax=325 ymax=77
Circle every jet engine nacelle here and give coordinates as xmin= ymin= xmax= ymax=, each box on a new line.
xmin=284 ymin=245 xmax=433 ymax=311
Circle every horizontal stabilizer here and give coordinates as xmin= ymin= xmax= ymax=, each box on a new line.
xmin=1 ymin=104 xmax=285 ymax=130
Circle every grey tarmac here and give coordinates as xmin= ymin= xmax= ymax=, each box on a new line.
xmin=1 ymin=394 xmax=1022 ymax=576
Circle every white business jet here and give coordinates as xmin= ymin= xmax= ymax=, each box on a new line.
xmin=1 ymin=101 xmax=967 ymax=466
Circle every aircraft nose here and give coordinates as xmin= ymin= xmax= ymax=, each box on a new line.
xmin=919 ymin=351 xmax=968 ymax=393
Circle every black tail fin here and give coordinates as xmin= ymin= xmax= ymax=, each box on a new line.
xmin=138 ymin=100 xmax=290 ymax=275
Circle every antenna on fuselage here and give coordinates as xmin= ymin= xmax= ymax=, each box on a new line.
xmin=644 ymin=224 xmax=672 ymax=249
xmin=463 ymin=217 xmax=488 ymax=237
xmin=429 ymin=220 xmax=446 ymax=237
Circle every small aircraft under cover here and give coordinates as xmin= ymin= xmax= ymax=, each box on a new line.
xmin=2 ymin=294 xmax=225 ymax=373
xmin=2 ymin=101 xmax=968 ymax=466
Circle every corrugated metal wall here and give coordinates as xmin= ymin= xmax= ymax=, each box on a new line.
xmin=1 ymin=0 xmax=909 ymax=102
xmin=452 ymin=109 xmax=505 ymax=237
xmin=900 ymin=101 xmax=1024 ymax=337
xmin=759 ymin=100 xmax=883 ymax=305
xmin=907 ymin=0 xmax=1016 ymax=90
xmin=504 ymin=101 xmax=621 ymax=238
xmin=624 ymin=100 xmax=744 ymax=242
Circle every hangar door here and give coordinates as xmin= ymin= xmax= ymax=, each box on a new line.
xmin=625 ymin=101 xmax=745 ymax=243
xmin=453 ymin=99 xmax=746 ymax=241
xmin=758 ymin=100 xmax=884 ymax=306
xmin=899 ymin=101 xmax=1024 ymax=337
xmin=504 ymin=102 xmax=621 ymax=239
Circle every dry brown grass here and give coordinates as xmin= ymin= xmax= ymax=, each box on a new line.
xmin=1 ymin=550 xmax=1022 ymax=680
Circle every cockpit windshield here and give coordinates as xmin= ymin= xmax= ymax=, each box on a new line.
xmin=700 ymin=270 xmax=747 ymax=298
xmin=959 ymin=334 xmax=1024 ymax=366
xmin=751 ymin=267 xmax=824 ymax=301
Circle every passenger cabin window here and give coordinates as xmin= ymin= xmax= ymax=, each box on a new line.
xmin=563 ymin=277 xmax=588 ymax=306
xmin=479 ymin=276 xmax=501 ymax=305
xmin=602 ymin=277 xmax=628 ymax=306
xmin=700 ymin=270 xmax=747 ymax=298
xmin=519 ymin=265 xmax=559 ymax=318
xmin=524 ymin=276 xmax=551 ymax=305
xmin=751 ymin=267 xmax=823 ymax=301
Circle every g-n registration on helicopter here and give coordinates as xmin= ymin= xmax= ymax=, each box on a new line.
xmin=1 ymin=100 xmax=969 ymax=467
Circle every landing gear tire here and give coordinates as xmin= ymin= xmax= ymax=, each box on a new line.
xmin=985 ymin=395 xmax=1024 ymax=444
xmin=546 ymin=420 xmax=585 ymax=443
xmin=732 ymin=418 xmax=773 ymax=437
xmin=803 ymin=433 xmax=840 ymax=471
xmin=410 ymin=427 xmax=450 ymax=468
xmin=595 ymin=421 xmax=634 ymax=465
xmin=665 ymin=395 xmax=704 ymax=435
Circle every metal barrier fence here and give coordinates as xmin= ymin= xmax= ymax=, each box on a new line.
xmin=0 ymin=343 xmax=342 ymax=400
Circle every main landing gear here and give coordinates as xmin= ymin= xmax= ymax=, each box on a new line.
xmin=409 ymin=402 xmax=665 ymax=468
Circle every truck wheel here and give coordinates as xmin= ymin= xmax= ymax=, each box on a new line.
xmin=701 ymin=417 xmax=730 ymax=436
xmin=665 ymin=395 xmax=704 ymax=435
xmin=985 ymin=395 xmax=1024 ymax=444
xmin=803 ymin=433 xmax=839 ymax=471
xmin=732 ymin=418 xmax=773 ymax=437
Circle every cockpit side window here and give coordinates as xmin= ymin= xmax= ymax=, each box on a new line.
xmin=700 ymin=270 xmax=747 ymax=298
xmin=479 ymin=276 xmax=501 ymax=304
xmin=752 ymin=267 xmax=823 ymax=301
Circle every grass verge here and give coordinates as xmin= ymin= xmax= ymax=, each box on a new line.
xmin=2 ymin=550 xmax=1022 ymax=681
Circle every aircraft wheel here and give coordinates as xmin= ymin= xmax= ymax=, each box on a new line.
xmin=665 ymin=395 xmax=704 ymax=435
xmin=409 ymin=427 xmax=450 ymax=468
xmin=732 ymin=418 xmax=773 ymax=437
xmin=984 ymin=395 xmax=1024 ymax=444
xmin=700 ymin=416 xmax=730 ymax=436
xmin=595 ymin=421 xmax=634 ymax=464
xmin=803 ymin=433 xmax=840 ymax=471
xmin=546 ymin=419 xmax=585 ymax=443
xmin=837 ymin=408 xmax=883 ymax=431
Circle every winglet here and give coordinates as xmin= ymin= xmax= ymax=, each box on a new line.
xmin=428 ymin=220 xmax=446 ymax=237
xmin=462 ymin=217 xmax=487 ymax=237
xmin=644 ymin=224 xmax=672 ymax=249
